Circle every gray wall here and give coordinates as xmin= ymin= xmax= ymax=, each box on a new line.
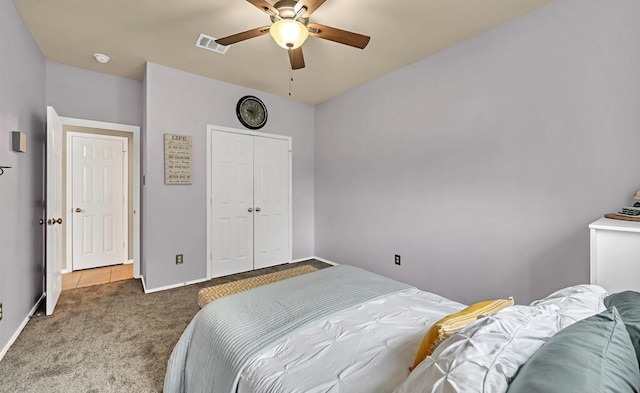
xmin=314 ymin=0 xmax=640 ymax=305
xmin=143 ymin=63 xmax=315 ymax=289
xmin=46 ymin=61 xmax=142 ymax=126
xmin=0 ymin=0 xmax=46 ymax=355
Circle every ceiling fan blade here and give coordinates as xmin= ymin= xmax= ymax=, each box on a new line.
xmin=288 ymin=47 xmax=305 ymax=70
xmin=293 ymin=0 xmax=326 ymax=18
xmin=246 ymin=0 xmax=279 ymax=16
xmin=308 ymin=23 xmax=370 ymax=49
xmin=215 ymin=26 xmax=271 ymax=46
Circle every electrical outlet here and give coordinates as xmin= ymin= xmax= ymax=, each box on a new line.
xmin=395 ymin=254 xmax=401 ymax=266
xmin=176 ymin=254 xmax=184 ymax=265
xmin=0 ymin=303 xmax=3 ymax=321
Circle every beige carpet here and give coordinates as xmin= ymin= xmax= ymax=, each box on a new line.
xmin=0 ymin=260 xmax=329 ymax=393
xmin=198 ymin=265 xmax=318 ymax=308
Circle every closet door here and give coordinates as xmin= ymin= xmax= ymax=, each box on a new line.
xmin=253 ymin=136 xmax=291 ymax=269
xmin=211 ymin=131 xmax=254 ymax=277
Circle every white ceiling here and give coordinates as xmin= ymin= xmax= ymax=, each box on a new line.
xmin=13 ymin=0 xmax=553 ymax=105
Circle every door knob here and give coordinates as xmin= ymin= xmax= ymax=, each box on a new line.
xmin=248 ymin=208 xmax=253 ymax=213
xmin=47 ymin=219 xmax=53 ymax=225
xmin=55 ymin=218 xmax=63 ymax=224
xmin=255 ymin=207 xmax=261 ymax=212
xmin=39 ymin=219 xmax=45 ymax=225
xmin=75 ymin=208 xmax=82 ymax=213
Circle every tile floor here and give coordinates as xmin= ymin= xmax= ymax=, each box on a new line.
xmin=62 ymin=264 xmax=134 ymax=290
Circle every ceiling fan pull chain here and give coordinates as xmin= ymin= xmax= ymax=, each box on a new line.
xmin=289 ymin=66 xmax=294 ymax=96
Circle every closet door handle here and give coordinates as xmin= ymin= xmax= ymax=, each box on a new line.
xmin=255 ymin=207 xmax=261 ymax=212
xmin=248 ymin=208 xmax=253 ymax=213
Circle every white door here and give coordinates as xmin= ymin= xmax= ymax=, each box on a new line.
xmin=211 ymin=131 xmax=255 ymax=277
xmin=46 ymin=107 xmax=63 ymax=315
xmin=71 ymin=135 xmax=127 ymax=270
xmin=253 ymin=137 xmax=291 ymax=269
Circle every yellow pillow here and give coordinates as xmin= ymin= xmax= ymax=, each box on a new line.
xmin=411 ymin=297 xmax=514 ymax=370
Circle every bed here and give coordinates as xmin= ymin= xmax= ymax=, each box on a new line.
xmin=164 ymin=264 xmax=640 ymax=393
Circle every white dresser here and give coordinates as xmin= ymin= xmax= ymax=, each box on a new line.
xmin=590 ymin=218 xmax=640 ymax=293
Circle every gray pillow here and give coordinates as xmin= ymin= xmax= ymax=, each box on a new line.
xmin=507 ymin=307 xmax=640 ymax=393
xmin=605 ymin=291 xmax=640 ymax=365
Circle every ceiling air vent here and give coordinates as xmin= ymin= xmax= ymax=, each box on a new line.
xmin=195 ymin=34 xmax=229 ymax=54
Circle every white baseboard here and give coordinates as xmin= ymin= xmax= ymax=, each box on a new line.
xmin=142 ymin=277 xmax=209 ymax=294
xmin=289 ymin=256 xmax=338 ymax=266
xmin=311 ymin=256 xmax=338 ymax=266
xmin=125 ymin=259 xmax=134 ymax=265
xmin=0 ymin=293 xmax=45 ymax=363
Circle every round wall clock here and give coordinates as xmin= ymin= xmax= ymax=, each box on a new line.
xmin=236 ymin=95 xmax=268 ymax=130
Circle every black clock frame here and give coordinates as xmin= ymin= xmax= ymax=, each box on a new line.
xmin=236 ymin=95 xmax=268 ymax=130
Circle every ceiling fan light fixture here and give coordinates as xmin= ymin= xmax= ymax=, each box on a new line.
xmin=270 ymin=19 xmax=308 ymax=49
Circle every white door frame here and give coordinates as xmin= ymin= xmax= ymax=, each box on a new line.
xmin=67 ymin=132 xmax=129 ymax=271
xmin=206 ymin=124 xmax=292 ymax=279
xmin=60 ymin=117 xmax=141 ymax=278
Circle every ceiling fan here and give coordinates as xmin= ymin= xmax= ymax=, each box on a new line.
xmin=215 ymin=0 xmax=370 ymax=70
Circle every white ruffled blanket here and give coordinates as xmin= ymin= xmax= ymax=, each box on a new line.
xmin=238 ymin=287 xmax=465 ymax=393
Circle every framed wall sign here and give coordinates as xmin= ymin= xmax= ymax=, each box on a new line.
xmin=164 ymin=134 xmax=192 ymax=184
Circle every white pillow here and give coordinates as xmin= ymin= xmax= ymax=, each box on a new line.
xmin=529 ymin=284 xmax=607 ymax=324
xmin=393 ymin=284 xmax=609 ymax=393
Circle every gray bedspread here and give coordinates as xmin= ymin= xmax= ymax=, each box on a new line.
xmin=163 ymin=264 xmax=412 ymax=393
